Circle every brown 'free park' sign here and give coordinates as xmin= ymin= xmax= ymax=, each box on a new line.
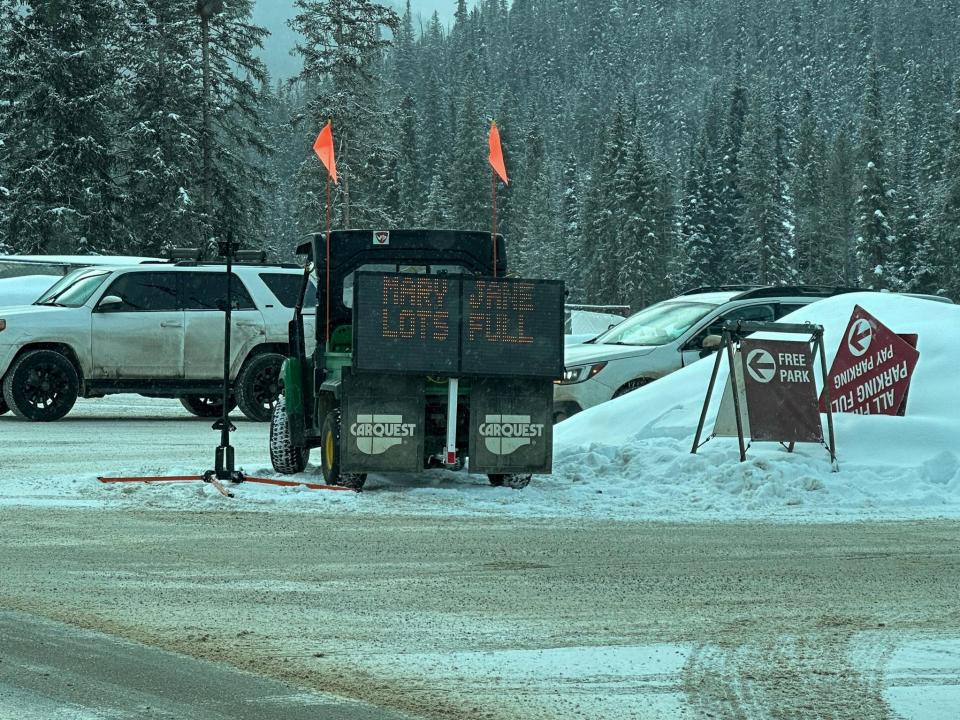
xmin=739 ymin=338 xmax=824 ymax=443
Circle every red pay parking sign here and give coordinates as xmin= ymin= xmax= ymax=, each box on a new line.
xmin=819 ymin=305 xmax=920 ymax=416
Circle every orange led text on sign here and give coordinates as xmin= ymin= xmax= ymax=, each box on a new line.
xmin=381 ymin=275 xmax=450 ymax=341
xmin=466 ymin=280 xmax=535 ymax=345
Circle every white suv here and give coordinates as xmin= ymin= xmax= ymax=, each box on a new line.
xmin=0 ymin=262 xmax=315 ymax=422
xmin=553 ymin=286 xmax=853 ymax=421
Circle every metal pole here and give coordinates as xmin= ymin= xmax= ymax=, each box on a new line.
xmin=816 ymin=329 xmax=839 ymax=470
xmin=492 ymin=170 xmax=498 ymax=278
xmin=725 ymin=330 xmax=748 ymax=463
xmin=215 ymin=232 xmax=236 ymax=480
xmin=446 ymin=379 xmax=459 ymax=467
xmin=325 ymin=174 xmax=332 ymax=348
xmin=691 ymin=344 xmax=726 ymax=454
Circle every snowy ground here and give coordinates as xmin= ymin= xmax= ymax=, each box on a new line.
xmin=1 ymin=508 xmax=956 ymax=720
xmin=1 ymin=387 xmax=958 ymax=522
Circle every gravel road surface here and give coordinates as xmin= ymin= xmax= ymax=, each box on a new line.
xmin=1 ymin=508 xmax=957 ymax=719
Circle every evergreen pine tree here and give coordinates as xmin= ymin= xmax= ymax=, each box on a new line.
xmin=557 ymin=154 xmax=583 ymax=300
xmin=616 ymin=130 xmax=660 ymax=307
xmin=290 ymin=0 xmax=399 ymax=229
xmin=738 ymin=97 xmax=796 ymax=285
xmin=0 ymin=1 xmax=126 ymax=253
xmin=855 ymin=57 xmax=896 ymax=288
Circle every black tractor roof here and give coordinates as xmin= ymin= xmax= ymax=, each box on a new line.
xmin=297 ymin=229 xmax=506 ymax=277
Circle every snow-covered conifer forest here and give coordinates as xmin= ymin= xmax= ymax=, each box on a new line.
xmin=1 ymin=0 xmax=959 ymax=306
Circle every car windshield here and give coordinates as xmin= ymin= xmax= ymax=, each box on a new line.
xmin=35 ymin=268 xmax=112 ymax=308
xmin=593 ymin=301 xmax=717 ymax=346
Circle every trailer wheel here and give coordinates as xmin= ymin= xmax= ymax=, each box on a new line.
xmin=270 ymin=398 xmax=310 ymax=474
xmin=487 ymin=474 xmax=532 ymax=490
xmin=321 ymin=410 xmax=367 ymax=490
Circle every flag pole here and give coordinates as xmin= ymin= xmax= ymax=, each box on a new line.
xmin=325 ymin=172 xmax=332 ymax=348
xmin=492 ymin=168 xmax=498 ymax=278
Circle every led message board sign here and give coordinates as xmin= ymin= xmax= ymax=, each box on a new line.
xmin=353 ymin=272 xmax=460 ymax=374
xmin=460 ymin=277 xmax=565 ymax=377
xmin=352 ymin=272 xmax=564 ymax=378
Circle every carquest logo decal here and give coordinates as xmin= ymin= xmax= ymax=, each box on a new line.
xmin=479 ymin=415 xmax=544 ymax=456
xmin=350 ymin=414 xmax=415 ymax=455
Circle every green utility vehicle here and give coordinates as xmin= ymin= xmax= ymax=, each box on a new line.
xmin=269 ymin=229 xmax=565 ymax=490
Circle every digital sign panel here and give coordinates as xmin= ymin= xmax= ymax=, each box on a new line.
xmin=352 ymin=273 xmax=564 ymax=378
xmin=460 ymin=277 xmax=565 ymax=377
xmin=352 ymin=272 xmax=460 ymax=374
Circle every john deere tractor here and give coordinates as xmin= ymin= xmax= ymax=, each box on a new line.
xmin=269 ymin=229 xmax=564 ymax=490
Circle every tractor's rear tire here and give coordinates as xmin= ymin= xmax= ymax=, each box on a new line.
xmin=321 ymin=410 xmax=367 ymax=490
xmin=488 ymin=474 xmax=532 ymax=490
xmin=270 ymin=398 xmax=309 ymax=475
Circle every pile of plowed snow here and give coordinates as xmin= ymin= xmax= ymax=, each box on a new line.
xmin=0 ymin=275 xmax=56 ymax=306
xmin=552 ymin=293 xmax=960 ymax=520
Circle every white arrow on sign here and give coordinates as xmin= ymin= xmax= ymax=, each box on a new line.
xmin=847 ymin=318 xmax=873 ymax=357
xmin=746 ymin=349 xmax=777 ymax=383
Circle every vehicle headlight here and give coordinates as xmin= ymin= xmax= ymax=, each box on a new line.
xmin=557 ymin=362 xmax=607 ymax=385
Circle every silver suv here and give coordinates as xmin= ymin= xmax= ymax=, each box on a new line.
xmin=0 ymin=262 xmax=315 ymax=421
xmin=553 ymin=286 xmax=854 ymax=421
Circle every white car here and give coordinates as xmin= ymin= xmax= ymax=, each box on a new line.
xmin=553 ymin=286 xmax=852 ymax=421
xmin=0 ymin=262 xmax=315 ymax=421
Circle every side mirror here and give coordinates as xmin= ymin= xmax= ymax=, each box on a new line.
xmin=702 ymin=334 xmax=722 ymax=350
xmin=97 ymin=295 xmax=123 ymax=311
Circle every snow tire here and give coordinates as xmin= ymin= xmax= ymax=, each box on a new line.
xmin=487 ymin=474 xmax=532 ymax=490
xmin=269 ymin=397 xmax=310 ymax=475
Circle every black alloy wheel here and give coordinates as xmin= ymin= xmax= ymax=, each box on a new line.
xmin=2 ymin=350 xmax=80 ymax=422
xmin=179 ymin=395 xmax=237 ymax=418
xmin=236 ymin=353 xmax=285 ymax=422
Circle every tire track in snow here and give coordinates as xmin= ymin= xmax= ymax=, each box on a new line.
xmin=682 ymin=629 xmax=896 ymax=719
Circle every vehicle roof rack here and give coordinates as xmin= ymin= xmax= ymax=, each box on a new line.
xmin=161 ymin=246 xmax=298 ymax=269
xmin=679 ymin=285 xmax=759 ymax=295
xmin=731 ymin=285 xmax=861 ymax=300
xmin=171 ymin=260 xmax=301 ymax=269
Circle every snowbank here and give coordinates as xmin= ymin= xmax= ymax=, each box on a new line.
xmin=0 ymin=275 xmax=57 ymax=306
xmin=553 ymin=293 xmax=960 ymax=519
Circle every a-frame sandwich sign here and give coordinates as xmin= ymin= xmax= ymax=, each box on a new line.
xmin=692 ymin=320 xmax=837 ymax=466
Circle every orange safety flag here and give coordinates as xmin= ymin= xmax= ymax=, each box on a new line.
xmin=313 ymin=121 xmax=338 ymax=184
xmin=488 ymin=121 xmax=509 ymax=185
